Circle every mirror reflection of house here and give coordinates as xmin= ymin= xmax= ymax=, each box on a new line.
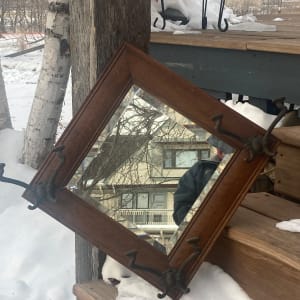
xmin=81 ymin=117 xmax=213 ymax=243
xmin=68 ymin=91 xmax=223 ymax=246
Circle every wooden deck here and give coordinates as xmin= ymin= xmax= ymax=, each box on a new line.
xmin=151 ymin=12 xmax=300 ymax=54
xmin=208 ymin=192 xmax=300 ymax=300
xmin=149 ymin=16 xmax=300 ymax=104
xmin=74 ymin=192 xmax=300 ymax=300
xmin=151 ymin=29 xmax=300 ymax=55
xmin=273 ymin=126 xmax=300 ymax=201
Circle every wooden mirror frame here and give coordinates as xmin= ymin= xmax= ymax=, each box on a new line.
xmin=23 ymin=43 xmax=278 ymax=299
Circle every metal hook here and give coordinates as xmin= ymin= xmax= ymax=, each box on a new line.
xmin=262 ymin=97 xmax=287 ymax=157
xmin=179 ymin=237 xmax=201 ymax=273
xmin=0 ymin=163 xmax=31 ymax=190
xmin=212 ymin=97 xmax=288 ymax=162
xmin=126 ymin=250 xmax=169 ymax=298
xmin=0 ymin=163 xmax=42 ymax=209
xmin=213 ymin=113 xmax=270 ymax=162
xmin=218 ymin=0 xmax=229 ymax=32
xmin=153 ymin=0 xmax=166 ymax=30
xmin=202 ymin=0 xmax=208 ymax=29
xmin=126 ymin=237 xmax=201 ymax=298
xmin=0 ymin=146 xmax=65 ymax=210
xmin=28 ymin=145 xmax=65 ymax=210
xmin=126 ymin=250 xmax=162 ymax=278
xmin=46 ymin=145 xmax=65 ymax=201
xmin=212 ymin=114 xmax=244 ymax=143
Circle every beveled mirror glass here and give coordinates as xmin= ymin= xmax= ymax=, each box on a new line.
xmin=23 ymin=43 xmax=277 ymax=299
xmin=67 ymin=85 xmax=234 ymax=254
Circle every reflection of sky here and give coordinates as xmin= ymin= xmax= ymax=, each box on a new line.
xmin=176 ymin=150 xmax=198 ymax=168
xmin=112 ymin=94 xmax=168 ymax=136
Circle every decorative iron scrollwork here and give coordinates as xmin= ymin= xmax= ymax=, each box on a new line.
xmin=126 ymin=237 xmax=201 ymax=298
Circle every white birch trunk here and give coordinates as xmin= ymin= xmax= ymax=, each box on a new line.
xmin=22 ymin=0 xmax=70 ymax=169
xmin=0 ymin=59 xmax=12 ymax=130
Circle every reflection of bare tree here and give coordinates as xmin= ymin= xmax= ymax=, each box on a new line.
xmin=75 ymin=90 xmax=207 ymax=201
xmin=68 ymin=87 xmax=213 ymax=250
xmin=69 ymin=89 xmax=221 ymax=253
xmin=78 ymin=135 xmax=150 ymax=191
xmin=78 ymin=95 xmax=167 ymax=192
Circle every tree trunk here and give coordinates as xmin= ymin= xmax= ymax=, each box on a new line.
xmin=93 ymin=0 xmax=150 ymax=76
xmin=22 ymin=0 xmax=71 ymax=169
xmin=69 ymin=0 xmax=150 ymax=284
xmin=0 ymin=59 xmax=12 ymax=130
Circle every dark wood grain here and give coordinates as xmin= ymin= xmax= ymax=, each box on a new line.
xmin=151 ymin=30 xmax=300 ymax=55
xmin=242 ymin=192 xmax=300 ymax=221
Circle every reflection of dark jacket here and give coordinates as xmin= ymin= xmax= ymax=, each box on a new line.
xmin=173 ymin=160 xmax=219 ymax=225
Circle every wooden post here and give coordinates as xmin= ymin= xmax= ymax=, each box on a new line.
xmin=69 ymin=0 xmax=150 ymax=284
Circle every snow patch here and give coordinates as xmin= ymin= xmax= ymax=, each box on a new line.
xmin=276 ymin=219 xmax=300 ymax=233
xmin=223 ymin=99 xmax=280 ymax=130
xmin=0 ymin=129 xmax=76 ymax=300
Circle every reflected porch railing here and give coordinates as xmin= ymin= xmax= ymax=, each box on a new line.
xmin=119 ymin=209 xmax=176 ymax=226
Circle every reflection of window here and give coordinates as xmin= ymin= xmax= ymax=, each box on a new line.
xmin=163 ymin=149 xmax=210 ymax=169
xmin=121 ymin=193 xmax=134 ymax=208
xmin=137 ymin=193 xmax=149 ymax=209
xmin=152 ymin=193 xmax=166 ymax=209
xmin=120 ymin=192 xmax=167 ymax=210
xmin=120 ymin=192 xmax=168 ymax=225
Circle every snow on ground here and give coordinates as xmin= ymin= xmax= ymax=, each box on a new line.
xmin=0 ymin=37 xmax=75 ymax=300
xmin=0 ymin=127 xmax=252 ymax=300
xmin=0 ymin=8 xmax=297 ymax=299
xmin=0 ymin=36 xmax=72 ymax=132
xmin=0 ymin=129 xmax=75 ymax=300
xmin=223 ymin=98 xmax=280 ymax=130
xmin=102 ymin=257 xmax=251 ymax=300
xmin=0 ymin=35 xmax=253 ymax=300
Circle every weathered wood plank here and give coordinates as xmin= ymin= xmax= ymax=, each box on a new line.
xmin=247 ymin=38 xmax=300 ymax=55
xmin=73 ymin=280 xmax=117 ymax=300
xmin=275 ymin=143 xmax=300 ymax=201
xmin=208 ymin=203 xmax=300 ymax=300
xmin=151 ymin=31 xmax=248 ymax=50
xmin=208 ymin=235 xmax=300 ymax=300
xmin=242 ymin=192 xmax=300 ymax=221
xmin=151 ymin=31 xmax=300 ymax=54
xmin=73 ymin=195 xmax=300 ymax=300
xmin=228 ymin=207 xmax=300 ymax=269
xmin=273 ymin=126 xmax=300 ymax=148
